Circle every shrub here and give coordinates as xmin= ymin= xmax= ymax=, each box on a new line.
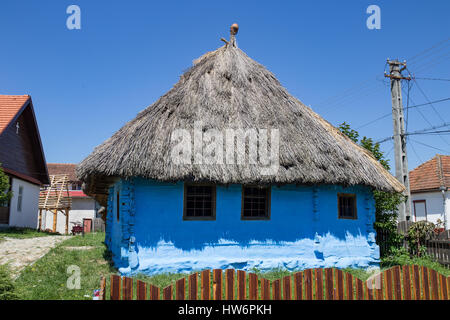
xmin=0 ymin=265 xmax=18 ymax=300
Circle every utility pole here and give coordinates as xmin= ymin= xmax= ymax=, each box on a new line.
xmin=385 ymin=59 xmax=412 ymax=222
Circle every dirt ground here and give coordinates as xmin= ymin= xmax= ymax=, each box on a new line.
xmin=0 ymin=236 xmax=70 ymax=278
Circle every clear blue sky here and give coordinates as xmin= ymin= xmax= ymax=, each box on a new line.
xmin=1 ymin=0 xmax=449 ymax=173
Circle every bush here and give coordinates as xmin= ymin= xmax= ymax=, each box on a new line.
xmin=407 ymin=221 xmax=437 ymax=257
xmin=0 ymin=265 xmax=19 ymax=300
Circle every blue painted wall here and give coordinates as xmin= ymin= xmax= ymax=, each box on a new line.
xmin=107 ymin=178 xmax=379 ymax=275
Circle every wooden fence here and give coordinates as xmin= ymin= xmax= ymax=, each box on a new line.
xmin=99 ymin=265 xmax=449 ymax=300
xmin=376 ymin=222 xmax=450 ymax=266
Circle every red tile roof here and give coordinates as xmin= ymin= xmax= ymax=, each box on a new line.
xmin=409 ymin=154 xmax=450 ymax=193
xmin=69 ymin=190 xmax=89 ymax=198
xmin=47 ymin=163 xmax=78 ymax=181
xmin=0 ymin=95 xmax=30 ymax=134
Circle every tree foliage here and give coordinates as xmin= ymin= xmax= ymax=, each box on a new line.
xmin=0 ymin=165 xmax=12 ymax=207
xmin=339 ymin=122 xmax=404 ymax=255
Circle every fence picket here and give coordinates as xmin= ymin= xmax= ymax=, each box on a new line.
xmin=314 ymin=268 xmax=323 ymax=300
xmin=201 ymin=270 xmax=210 ymax=300
xmin=430 ymin=269 xmax=439 ymax=300
xmin=283 ymin=276 xmax=291 ymax=300
xmin=304 ymin=269 xmax=313 ymax=300
xmin=336 ymin=269 xmax=344 ymax=300
xmin=356 ymin=278 xmax=364 ymax=300
xmin=393 ymin=266 xmax=402 ymax=300
xmin=447 ymin=277 xmax=450 ymax=299
xmin=293 ymin=272 xmax=303 ymax=300
xmin=345 ymin=273 xmax=353 ymax=300
xmin=110 ymin=275 xmax=121 ymax=300
xmin=272 ymin=279 xmax=281 ymax=300
xmin=385 ymin=269 xmax=393 ymax=300
xmin=365 ymin=281 xmax=373 ymax=300
xmin=248 ymin=273 xmax=258 ymax=300
xmin=237 ymin=270 xmax=246 ymax=300
xmin=149 ymin=284 xmax=160 ymax=300
xmin=375 ymin=273 xmax=383 ymax=300
xmin=163 ymin=285 xmax=173 ymax=300
xmin=261 ymin=279 xmax=271 ymax=300
xmin=402 ymin=265 xmax=412 ymax=300
xmin=422 ymin=267 xmax=430 ymax=300
xmin=325 ymin=268 xmax=333 ymax=300
xmin=225 ymin=269 xmax=234 ymax=300
xmin=213 ymin=269 xmax=222 ymax=300
xmin=412 ymin=265 xmax=421 ymax=300
xmin=137 ymin=280 xmax=147 ymax=300
xmin=440 ymin=274 xmax=448 ymax=300
xmin=189 ymin=273 xmax=198 ymax=300
xmin=122 ymin=277 xmax=133 ymax=300
xmin=99 ymin=277 xmax=106 ymax=300
xmin=176 ymin=278 xmax=185 ymax=300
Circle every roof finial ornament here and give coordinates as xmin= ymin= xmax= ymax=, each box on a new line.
xmin=221 ymin=23 xmax=239 ymax=47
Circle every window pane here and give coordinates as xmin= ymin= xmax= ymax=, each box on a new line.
xmin=242 ymin=186 xmax=270 ymax=218
xmin=185 ymin=185 xmax=215 ymax=218
xmin=338 ymin=194 xmax=356 ymax=219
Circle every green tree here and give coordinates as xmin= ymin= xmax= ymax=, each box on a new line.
xmin=339 ymin=122 xmax=404 ymax=255
xmin=0 ymin=165 xmax=12 ymax=207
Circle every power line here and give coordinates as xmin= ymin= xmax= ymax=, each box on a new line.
xmin=413 ymin=77 xmax=450 ymax=82
xmin=409 ymin=138 xmax=449 ymax=153
xmin=356 ymin=97 xmax=450 ymax=129
xmin=408 ymin=71 xmax=446 ymax=123
xmin=407 ymin=37 xmax=450 ymax=63
xmin=408 ymin=137 xmax=423 ymax=164
xmin=376 ymin=122 xmax=450 ymax=143
xmin=405 ymin=97 xmax=450 ymax=110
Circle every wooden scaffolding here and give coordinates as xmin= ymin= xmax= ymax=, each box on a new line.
xmin=38 ymin=174 xmax=72 ymax=234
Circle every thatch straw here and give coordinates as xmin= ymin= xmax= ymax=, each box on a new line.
xmin=77 ymin=39 xmax=405 ymax=196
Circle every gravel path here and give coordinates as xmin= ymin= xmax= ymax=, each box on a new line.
xmin=0 ymin=236 xmax=71 ymax=277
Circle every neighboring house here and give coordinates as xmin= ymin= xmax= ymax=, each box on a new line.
xmin=40 ymin=163 xmax=100 ymax=234
xmin=0 ymin=95 xmax=49 ymax=228
xmin=409 ymin=154 xmax=449 ymax=229
xmin=77 ymin=27 xmax=404 ymax=275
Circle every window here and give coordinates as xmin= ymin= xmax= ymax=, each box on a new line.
xmin=116 ymin=191 xmax=120 ymax=222
xmin=413 ymin=200 xmax=427 ymax=222
xmin=338 ymin=193 xmax=357 ymax=219
xmin=183 ymin=184 xmax=216 ymax=220
xmin=17 ymin=186 xmax=23 ymax=212
xmin=242 ymin=186 xmax=270 ymax=220
xmin=71 ymin=183 xmax=81 ymax=190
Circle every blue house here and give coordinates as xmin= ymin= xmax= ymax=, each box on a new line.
xmin=78 ymin=25 xmax=404 ymax=275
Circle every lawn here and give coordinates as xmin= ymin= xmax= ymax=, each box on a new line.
xmin=5 ymin=231 xmax=449 ymax=300
xmin=14 ymin=232 xmax=116 ymax=300
xmin=0 ymin=227 xmax=58 ymax=242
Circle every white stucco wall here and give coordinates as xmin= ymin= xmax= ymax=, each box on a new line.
xmin=8 ymin=177 xmax=40 ymax=229
xmin=41 ymin=197 xmax=97 ymax=234
xmin=411 ymin=191 xmax=449 ymax=229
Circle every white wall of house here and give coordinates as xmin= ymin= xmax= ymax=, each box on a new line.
xmin=8 ymin=177 xmax=40 ymax=228
xmin=411 ymin=191 xmax=449 ymax=229
xmin=42 ymin=197 xmax=97 ymax=234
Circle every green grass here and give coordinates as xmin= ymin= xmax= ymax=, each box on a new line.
xmin=0 ymin=227 xmax=58 ymax=241
xmin=14 ymin=232 xmax=117 ymax=300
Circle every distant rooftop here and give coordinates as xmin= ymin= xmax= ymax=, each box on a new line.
xmin=409 ymin=154 xmax=450 ymax=193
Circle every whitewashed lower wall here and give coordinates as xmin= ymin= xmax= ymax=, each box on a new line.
xmin=42 ymin=197 xmax=97 ymax=234
xmin=411 ymin=191 xmax=449 ymax=229
xmin=8 ymin=177 xmax=40 ymax=229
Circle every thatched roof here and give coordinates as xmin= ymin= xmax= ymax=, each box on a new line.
xmin=77 ymin=28 xmax=404 ymax=197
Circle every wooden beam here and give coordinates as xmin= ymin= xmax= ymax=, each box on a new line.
xmin=38 ymin=209 xmax=42 ymax=231
xmin=52 ymin=208 xmax=58 ymax=233
xmin=65 ymin=209 xmax=69 ymax=235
